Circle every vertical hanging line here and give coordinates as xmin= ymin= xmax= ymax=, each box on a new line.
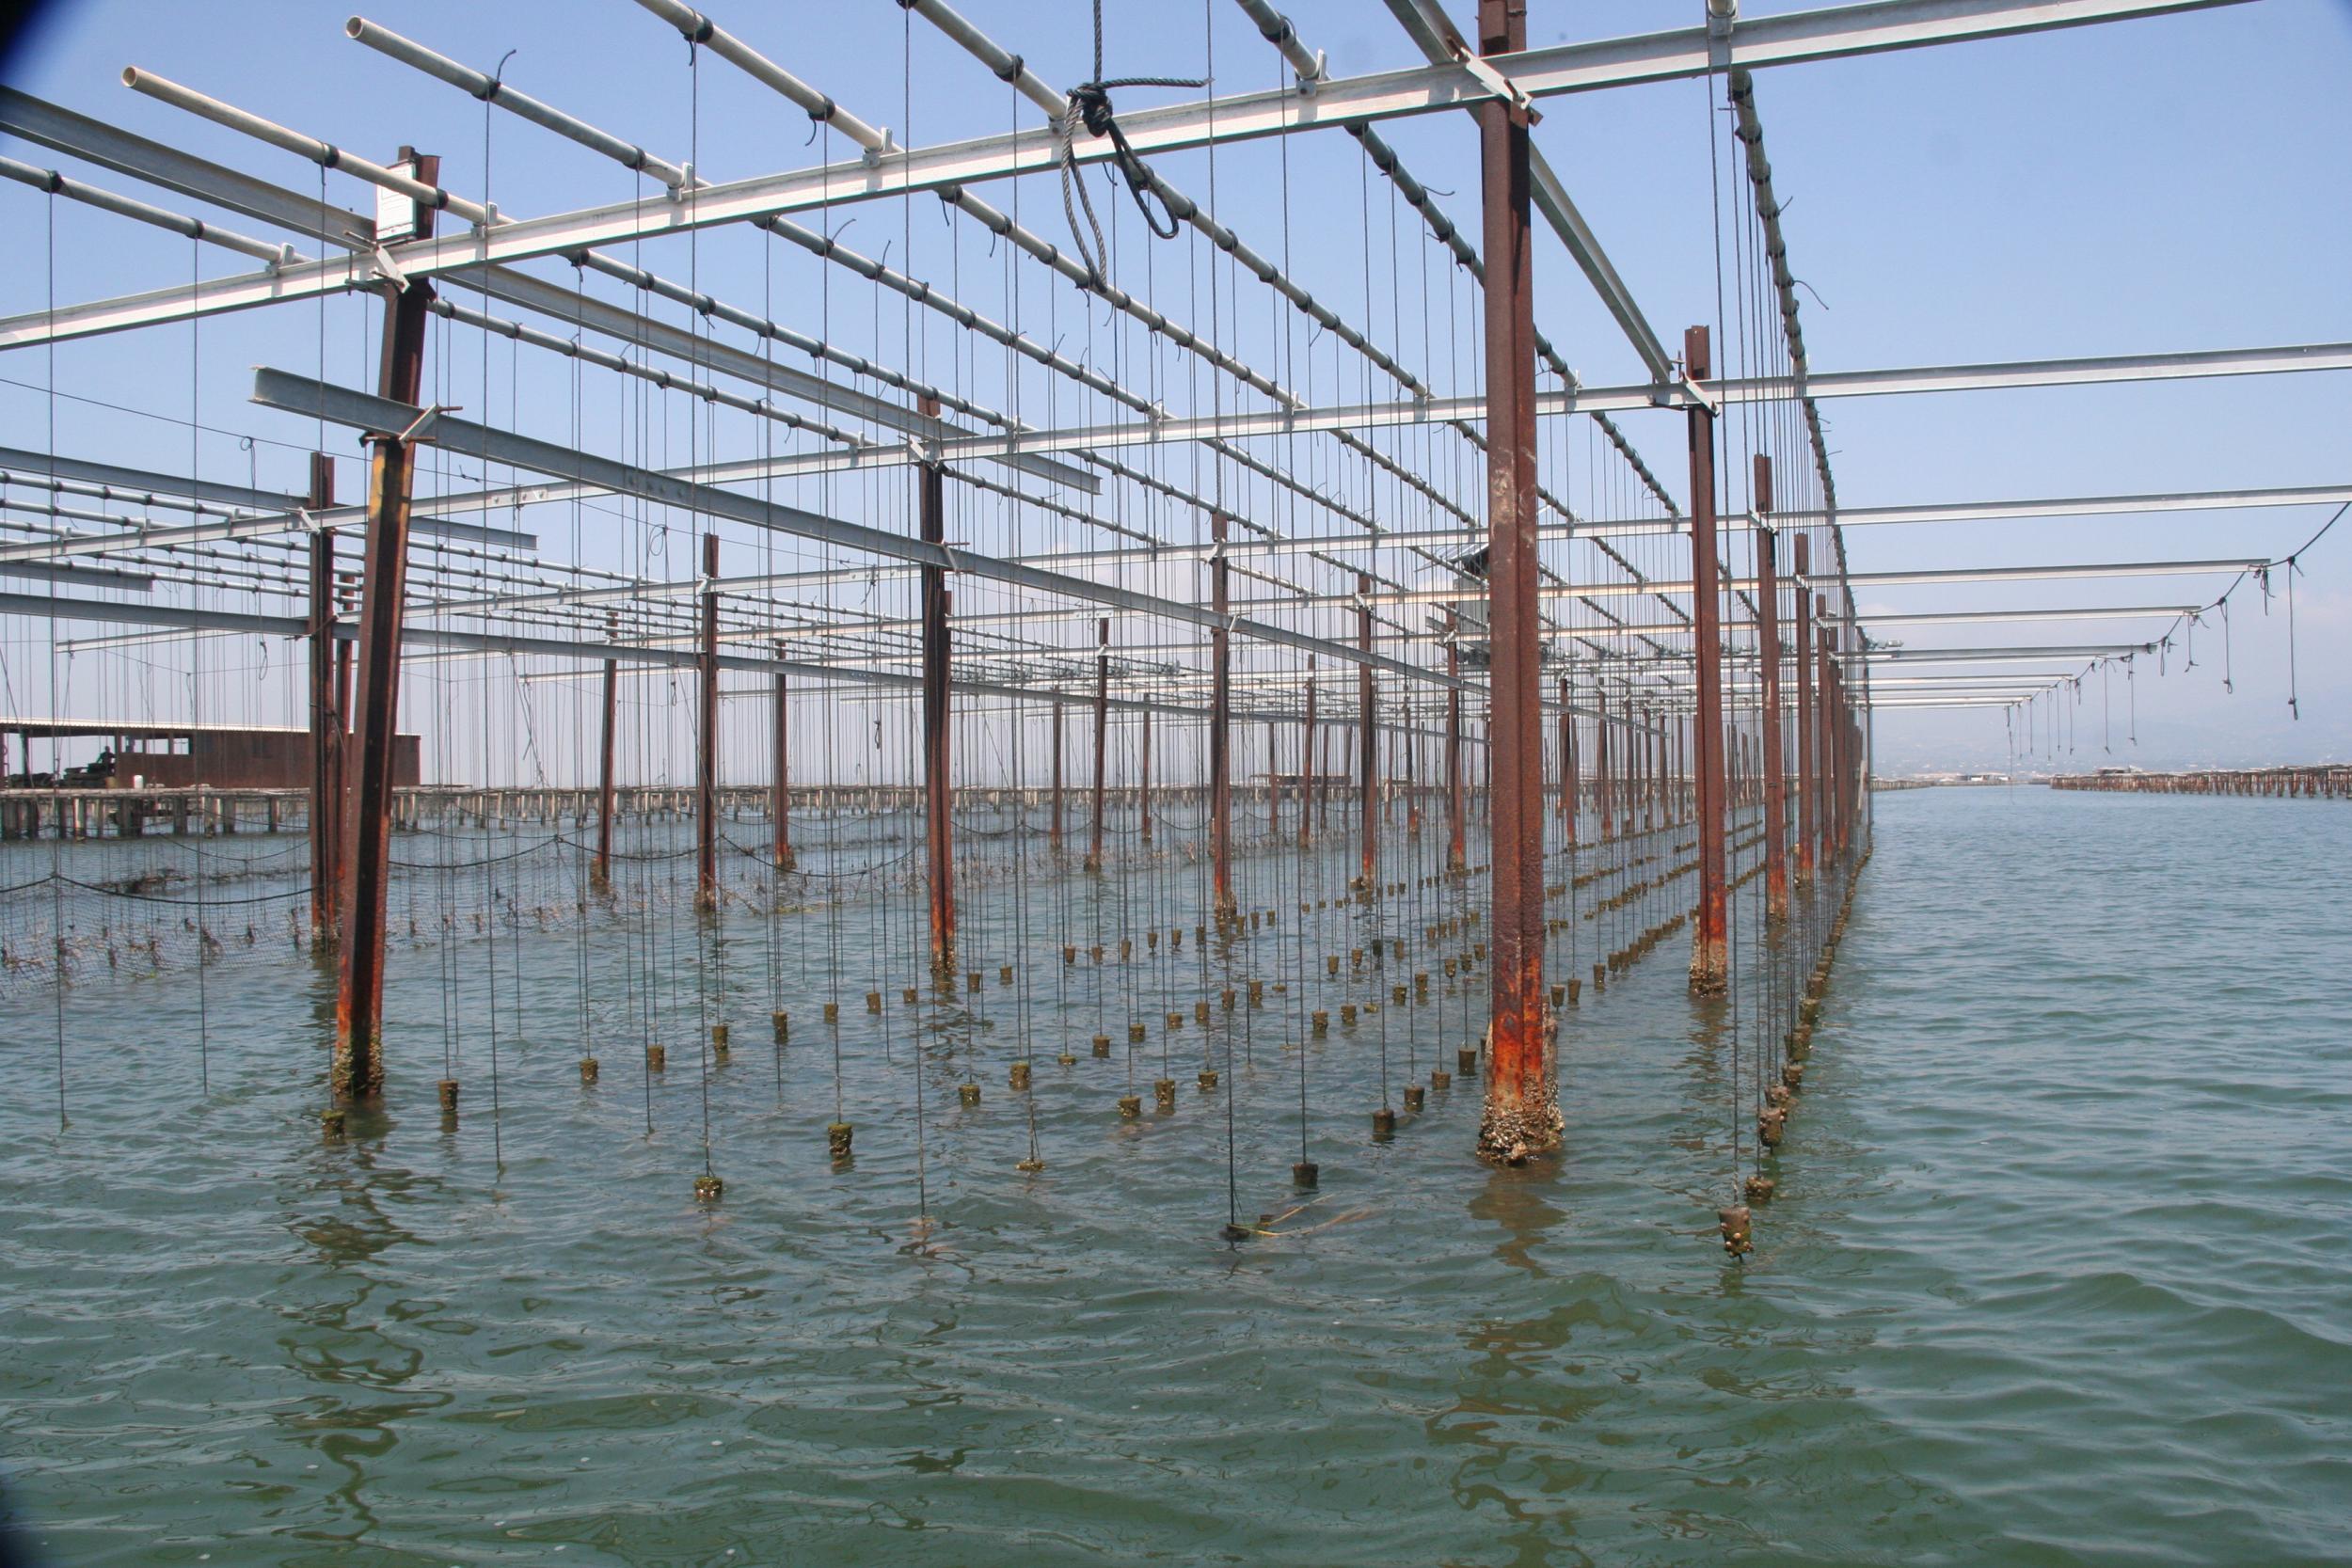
xmin=42 ymin=181 xmax=69 ymax=1132
xmin=483 ymin=65 xmax=508 ymax=1175
xmin=2284 ymin=555 xmax=2299 ymax=721
xmin=187 ymin=230 xmax=211 ymax=1100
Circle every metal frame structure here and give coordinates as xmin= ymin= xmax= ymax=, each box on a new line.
xmin=0 ymin=0 xmax=2328 ymax=1166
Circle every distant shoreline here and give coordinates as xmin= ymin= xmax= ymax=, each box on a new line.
xmin=1874 ymin=768 xmax=2347 ymax=800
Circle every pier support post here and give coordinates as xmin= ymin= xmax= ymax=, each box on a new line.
xmin=1476 ymin=0 xmax=1556 ymax=1163
xmin=1356 ymin=571 xmax=1377 ymax=891
xmin=920 ymin=439 xmax=954 ymax=964
xmin=1686 ymin=325 xmax=1729 ymax=992
xmin=1757 ymin=494 xmax=1788 ymax=924
xmin=334 ymin=150 xmax=436 ymax=1104
xmin=771 ymin=650 xmax=794 ymax=871
xmin=306 ymin=452 xmax=342 ymax=943
xmin=1141 ymin=704 xmax=1154 ymax=845
xmin=695 ymin=531 xmax=719 ymax=912
xmin=1086 ymin=618 xmax=1109 ymax=874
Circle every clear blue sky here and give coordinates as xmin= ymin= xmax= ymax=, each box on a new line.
xmin=4 ymin=0 xmax=2346 ymax=780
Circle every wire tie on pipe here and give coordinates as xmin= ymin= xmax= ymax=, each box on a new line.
xmin=387 ymin=404 xmax=457 ymax=446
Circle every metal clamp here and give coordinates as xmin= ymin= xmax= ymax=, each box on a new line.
xmin=1451 ymin=45 xmax=1540 ymax=125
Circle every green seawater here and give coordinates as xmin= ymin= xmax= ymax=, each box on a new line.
xmin=2 ymin=785 xmax=2347 ymax=1565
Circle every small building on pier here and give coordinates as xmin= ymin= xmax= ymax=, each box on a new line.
xmin=2 ymin=719 xmax=420 ymax=790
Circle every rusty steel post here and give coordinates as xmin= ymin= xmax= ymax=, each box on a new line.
xmin=1677 ymin=715 xmax=1691 ymax=824
xmin=1554 ymin=675 xmax=1571 ymax=828
xmin=771 ymin=648 xmax=794 ymax=871
xmin=1210 ymin=513 xmax=1235 ymax=918
xmin=1445 ymin=612 xmax=1466 ymax=871
xmin=1596 ymin=690 xmax=1613 ymax=839
xmin=920 ymin=441 xmax=954 ymax=962
xmin=1647 ymin=709 xmax=1663 ymax=833
xmin=1825 ymin=625 xmax=1844 ymax=860
xmin=1792 ymin=537 xmax=1816 ymax=888
xmin=1757 ymin=520 xmax=1788 ymax=923
xmin=1356 ymin=572 xmax=1377 ymax=889
xmin=1817 ymin=605 xmax=1837 ymax=872
xmin=333 ymin=150 xmax=437 ymax=1103
xmin=1476 ymin=0 xmax=1555 ymax=1163
xmin=1685 ymin=325 xmax=1729 ymax=992
xmin=1265 ymin=719 xmax=1278 ymax=833
xmin=1559 ymin=677 xmax=1578 ymax=847
xmin=1624 ymin=703 xmax=1638 ymax=834
xmin=305 ymin=453 xmax=341 ymax=942
xmin=1086 ymin=617 xmax=1110 ymax=874
xmin=1319 ymin=706 xmax=1332 ymax=831
xmin=593 ymin=620 xmax=618 ymax=887
xmin=694 ymin=531 xmax=720 ymax=911
xmin=1403 ymin=690 xmax=1423 ymax=839
xmin=1822 ymin=627 xmax=1841 ymax=863
xmin=1300 ymin=655 xmax=1317 ymax=850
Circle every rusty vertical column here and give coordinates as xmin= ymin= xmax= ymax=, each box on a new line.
xmin=1265 ymin=720 xmax=1278 ymax=833
xmin=1210 ymin=512 xmax=1234 ymax=919
xmin=1596 ymin=691 xmax=1613 ymax=839
xmin=1049 ymin=701 xmax=1065 ymax=853
xmin=1832 ymin=629 xmax=1852 ymax=859
xmin=1756 ymin=503 xmax=1788 ymax=923
xmin=771 ymin=648 xmax=794 ymax=871
xmin=1791 ymin=538 xmax=1816 ymax=888
xmin=1559 ymin=676 xmax=1578 ymax=847
xmin=306 ymin=453 xmax=341 ymax=942
xmin=694 ymin=531 xmax=720 ymax=911
xmin=1476 ymin=0 xmax=1554 ymax=1162
xmin=1319 ymin=715 xmax=1332 ymax=832
xmin=1685 ymin=325 xmax=1728 ymax=992
xmin=593 ymin=621 xmax=618 ymax=887
xmin=1817 ymin=608 xmax=1837 ymax=872
xmin=1634 ymin=707 xmax=1649 ymax=832
xmin=1554 ymin=675 xmax=1571 ymax=828
xmin=333 ymin=151 xmax=436 ymax=1103
xmin=1679 ymin=714 xmax=1692 ymax=823
xmin=1086 ymin=617 xmax=1109 ymax=875
xmin=1822 ymin=631 xmax=1843 ymax=862
xmin=1445 ymin=612 xmax=1466 ymax=872
xmin=920 ymin=440 xmax=954 ymax=963
xmin=1648 ymin=710 xmax=1664 ymax=833
xmin=1300 ymin=655 xmax=1317 ymax=850
xmin=1356 ymin=572 xmax=1376 ymax=890
xmin=1625 ymin=704 xmax=1639 ymax=834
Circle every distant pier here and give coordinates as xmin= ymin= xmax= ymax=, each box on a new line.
xmin=2051 ymin=767 xmax=2348 ymax=800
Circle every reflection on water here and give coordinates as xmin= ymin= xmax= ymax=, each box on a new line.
xmin=3 ymin=788 xmax=2349 ymax=1565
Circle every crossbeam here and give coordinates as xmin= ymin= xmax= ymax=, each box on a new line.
xmin=246 ymin=368 xmax=1469 ymax=696
xmin=0 ymin=0 xmax=2248 ymax=350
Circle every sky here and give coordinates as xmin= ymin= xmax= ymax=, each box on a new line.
xmin=1 ymin=0 xmax=2347 ymax=784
